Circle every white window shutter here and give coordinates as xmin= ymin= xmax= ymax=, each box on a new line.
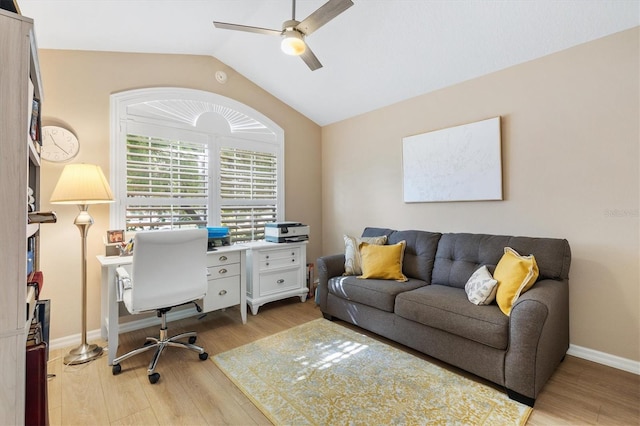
xmin=219 ymin=147 xmax=278 ymax=242
xmin=125 ymin=134 xmax=209 ymax=230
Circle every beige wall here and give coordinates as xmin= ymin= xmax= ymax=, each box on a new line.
xmin=322 ymin=28 xmax=639 ymax=362
xmin=37 ymin=50 xmax=322 ymax=341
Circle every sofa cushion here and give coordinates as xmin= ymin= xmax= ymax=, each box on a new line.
xmin=362 ymin=227 xmax=395 ymax=239
xmin=394 ymin=284 xmax=509 ymax=350
xmin=385 ymin=230 xmax=441 ymax=282
xmin=327 ymin=275 xmax=426 ymax=312
xmin=359 ymin=241 xmax=408 ymax=282
xmin=343 ymin=234 xmax=388 ymax=276
xmin=494 ymin=247 xmax=539 ymax=316
xmin=432 ymin=233 xmax=571 ymax=289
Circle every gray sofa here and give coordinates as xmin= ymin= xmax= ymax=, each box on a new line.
xmin=317 ymin=227 xmax=571 ymax=406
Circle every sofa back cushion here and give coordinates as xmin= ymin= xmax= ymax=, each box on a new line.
xmin=432 ymin=233 xmax=571 ymax=289
xmin=362 ymin=227 xmax=441 ymax=283
xmin=362 ymin=227 xmax=395 ymax=239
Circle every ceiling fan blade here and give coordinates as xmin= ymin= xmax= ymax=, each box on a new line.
xmin=300 ymin=44 xmax=323 ymax=71
xmin=213 ymin=21 xmax=282 ymax=36
xmin=296 ymin=0 xmax=354 ymax=36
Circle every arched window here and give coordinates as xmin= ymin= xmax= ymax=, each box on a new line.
xmin=110 ymin=87 xmax=284 ymax=242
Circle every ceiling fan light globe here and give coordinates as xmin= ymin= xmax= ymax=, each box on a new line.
xmin=281 ymin=32 xmax=306 ymax=56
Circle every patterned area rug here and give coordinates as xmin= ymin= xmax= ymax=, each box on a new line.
xmin=213 ymin=319 xmax=532 ymax=425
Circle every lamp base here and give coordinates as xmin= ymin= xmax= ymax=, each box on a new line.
xmin=63 ymin=343 xmax=103 ymax=365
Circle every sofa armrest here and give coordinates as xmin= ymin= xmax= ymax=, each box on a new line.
xmin=316 ymin=254 xmax=345 ymax=312
xmin=505 ymin=278 xmax=569 ymax=403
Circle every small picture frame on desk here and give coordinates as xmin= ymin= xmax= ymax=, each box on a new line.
xmin=107 ymin=229 xmax=124 ymax=244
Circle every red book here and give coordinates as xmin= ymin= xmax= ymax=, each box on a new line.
xmin=28 ymin=271 xmax=44 ymax=299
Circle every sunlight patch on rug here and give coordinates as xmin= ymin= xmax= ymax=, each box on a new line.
xmin=213 ymin=318 xmax=531 ymax=425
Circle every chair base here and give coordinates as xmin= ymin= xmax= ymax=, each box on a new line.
xmin=112 ymin=311 xmax=208 ymax=383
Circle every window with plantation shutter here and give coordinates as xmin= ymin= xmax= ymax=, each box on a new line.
xmin=219 ymin=148 xmax=277 ymax=242
xmin=110 ymin=88 xmax=285 ymax=240
xmin=125 ymin=135 xmax=208 ymax=231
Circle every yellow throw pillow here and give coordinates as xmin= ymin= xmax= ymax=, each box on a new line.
xmin=343 ymin=235 xmax=388 ymax=275
xmin=358 ymin=241 xmax=408 ymax=282
xmin=494 ymin=247 xmax=539 ymax=316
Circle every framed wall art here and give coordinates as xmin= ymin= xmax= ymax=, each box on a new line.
xmin=402 ymin=116 xmax=502 ymax=203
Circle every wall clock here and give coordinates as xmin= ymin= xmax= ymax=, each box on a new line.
xmin=41 ymin=126 xmax=80 ymax=162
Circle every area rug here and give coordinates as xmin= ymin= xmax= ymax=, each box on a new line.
xmin=213 ymin=319 xmax=532 ymax=425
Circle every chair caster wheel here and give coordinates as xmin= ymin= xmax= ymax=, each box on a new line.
xmin=148 ymin=372 xmax=160 ymax=384
xmin=199 ymin=352 xmax=208 ymax=361
xmin=112 ymin=364 xmax=122 ymax=375
xmin=189 ymin=336 xmax=197 ymax=344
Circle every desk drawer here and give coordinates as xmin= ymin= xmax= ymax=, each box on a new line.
xmin=259 ymin=268 xmax=300 ymax=296
xmin=259 ymin=246 xmax=300 ymax=262
xmin=208 ymin=262 xmax=240 ymax=280
xmin=259 ymin=247 xmax=301 ymax=271
xmin=207 ymin=251 xmax=240 ymax=267
xmin=260 ymin=257 xmax=300 ymax=271
xmin=203 ymin=276 xmax=240 ymax=311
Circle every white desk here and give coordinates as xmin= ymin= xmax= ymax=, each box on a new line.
xmin=97 ymin=245 xmax=247 ymax=365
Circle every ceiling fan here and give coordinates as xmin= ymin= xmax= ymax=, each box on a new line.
xmin=213 ymin=0 xmax=354 ymax=71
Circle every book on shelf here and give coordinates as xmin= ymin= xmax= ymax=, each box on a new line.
xmin=28 ymin=211 xmax=57 ymax=224
xmin=27 ymin=79 xmax=34 ymax=133
xmin=29 ymin=97 xmax=41 ymax=145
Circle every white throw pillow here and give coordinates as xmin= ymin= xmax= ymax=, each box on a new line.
xmin=465 ymin=265 xmax=498 ymax=306
xmin=343 ymin=235 xmax=387 ymax=275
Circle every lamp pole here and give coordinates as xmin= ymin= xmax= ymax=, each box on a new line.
xmin=63 ymin=205 xmax=103 ymax=365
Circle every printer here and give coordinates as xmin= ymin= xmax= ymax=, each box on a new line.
xmin=265 ymin=221 xmax=309 ymax=243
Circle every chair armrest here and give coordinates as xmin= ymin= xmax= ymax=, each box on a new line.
xmin=115 ymin=267 xmax=131 ymax=302
xmin=505 ymin=278 xmax=569 ymax=402
xmin=316 ymin=254 xmax=346 ymax=311
xmin=116 ymin=266 xmax=130 ymax=280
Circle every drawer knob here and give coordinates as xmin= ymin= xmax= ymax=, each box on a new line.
xmin=219 ymin=289 xmax=227 ymax=296
xmin=218 ymin=268 xmax=227 ymax=274
xmin=266 ymin=255 xmax=270 ymax=259
xmin=219 ymin=255 xmax=228 ymax=261
xmin=266 ymin=262 xmax=269 ymax=266
xmin=291 ymin=252 xmax=295 ymax=256
xmin=277 ymin=279 xmax=285 ymax=284
xmin=291 ymin=259 xmax=295 ymax=262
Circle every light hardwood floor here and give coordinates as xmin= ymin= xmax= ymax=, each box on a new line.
xmin=47 ymin=299 xmax=639 ymax=425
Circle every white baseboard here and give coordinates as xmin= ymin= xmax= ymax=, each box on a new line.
xmin=48 ymin=308 xmax=200 ymax=353
xmin=567 ymin=344 xmax=640 ymax=375
xmin=50 ymin=324 xmax=640 ymax=376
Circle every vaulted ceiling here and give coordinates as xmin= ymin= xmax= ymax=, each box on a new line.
xmin=18 ymin=0 xmax=640 ymax=126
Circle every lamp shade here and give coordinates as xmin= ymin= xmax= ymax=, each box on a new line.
xmin=281 ymin=30 xmax=306 ymax=56
xmin=50 ymin=163 xmax=114 ymax=205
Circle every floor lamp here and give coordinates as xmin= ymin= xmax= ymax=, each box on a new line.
xmin=50 ymin=163 xmax=114 ymax=365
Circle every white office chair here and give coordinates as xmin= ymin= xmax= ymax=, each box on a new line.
xmin=111 ymin=228 xmax=209 ymax=384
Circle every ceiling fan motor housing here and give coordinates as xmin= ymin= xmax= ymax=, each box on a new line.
xmin=282 ymin=19 xmax=301 ymax=33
